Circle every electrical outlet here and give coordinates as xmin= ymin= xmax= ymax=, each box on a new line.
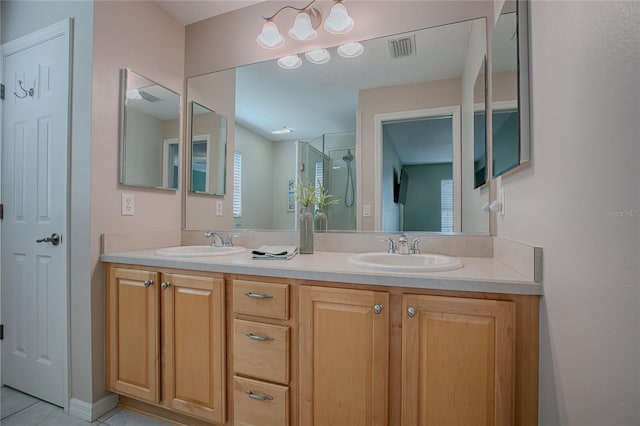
xmin=121 ymin=193 xmax=135 ymax=216
xmin=216 ymin=200 xmax=223 ymax=216
xmin=363 ymin=204 xmax=371 ymax=217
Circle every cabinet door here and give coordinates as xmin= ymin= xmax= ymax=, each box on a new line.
xmin=106 ymin=267 xmax=160 ymax=403
xmin=299 ymin=286 xmax=389 ymax=426
xmin=162 ymin=273 xmax=225 ymax=424
xmin=402 ymin=295 xmax=515 ymax=426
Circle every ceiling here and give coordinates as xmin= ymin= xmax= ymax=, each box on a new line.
xmin=234 ymin=19 xmax=476 ymax=164
xmin=155 ymin=0 xmax=265 ymax=25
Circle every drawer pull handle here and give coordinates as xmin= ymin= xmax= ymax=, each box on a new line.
xmin=245 ymin=390 xmax=273 ymax=401
xmin=244 ymin=291 xmax=273 ymax=300
xmin=143 ymin=280 xmax=154 ymax=288
xmin=245 ymin=332 xmax=275 ymax=342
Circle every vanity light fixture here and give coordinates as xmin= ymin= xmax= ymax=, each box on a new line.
xmin=323 ymin=1 xmax=354 ymax=34
xmin=257 ymin=0 xmax=353 ymax=49
xmin=257 ymin=21 xmax=285 ymax=49
xmin=277 ymin=54 xmax=303 ymax=69
xmin=126 ymin=89 xmax=142 ymax=100
xmin=337 ymin=42 xmax=364 ymax=58
xmin=305 ymin=48 xmax=331 ymax=64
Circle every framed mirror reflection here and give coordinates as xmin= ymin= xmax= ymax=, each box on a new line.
xmin=189 ymin=101 xmax=227 ymax=195
xmin=187 ymin=17 xmax=490 ymax=234
xmin=491 ymin=0 xmax=530 ymax=178
xmin=119 ymin=68 xmax=180 ymax=190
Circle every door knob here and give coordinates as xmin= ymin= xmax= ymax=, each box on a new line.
xmin=36 ymin=233 xmax=61 ymax=246
xmin=161 ymin=282 xmax=171 ymax=290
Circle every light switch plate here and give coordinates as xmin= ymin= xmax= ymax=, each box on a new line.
xmin=216 ymin=200 xmax=223 ymax=216
xmin=363 ymin=204 xmax=371 ymax=217
xmin=121 ymin=193 xmax=135 ymax=216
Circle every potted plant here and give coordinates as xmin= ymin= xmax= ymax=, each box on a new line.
xmin=314 ymin=184 xmax=340 ymax=232
xmin=295 ymin=179 xmax=317 ymax=253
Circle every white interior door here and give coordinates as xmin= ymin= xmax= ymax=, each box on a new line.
xmin=1 ymin=19 xmax=71 ymax=408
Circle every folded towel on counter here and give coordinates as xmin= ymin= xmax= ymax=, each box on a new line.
xmin=252 ymin=245 xmax=298 ymax=260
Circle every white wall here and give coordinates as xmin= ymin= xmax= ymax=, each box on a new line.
xmin=124 ymin=108 xmax=164 ymax=187
xmin=272 ymin=141 xmax=297 ymax=230
xmin=497 ymin=2 xmax=640 ymax=424
xmin=1 ymin=0 xmax=95 ymax=405
xmin=382 ymin=126 xmax=402 ymax=232
xmin=461 ymin=19 xmax=490 ymax=234
xmin=234 ymin=124 xmax=275 ymax=229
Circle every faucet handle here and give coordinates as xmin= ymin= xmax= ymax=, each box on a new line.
xmin=410 ymin=238 xmax=421 ymax=254
xmin=224 ymin=233 xmax=239 ymax=247
xmin=377 ymin=236 xmax=397 ymax=254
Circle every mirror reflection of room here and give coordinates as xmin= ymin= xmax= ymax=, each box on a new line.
xmin=491 ymin=5 xmax=521 ymax=177
xmin=120 ymin=68 xmax=180 ymax=190
xmin=187 ymin=16 xmax=489 ymax=234
xmin=189 ymin=101 xmax=227 ymax=195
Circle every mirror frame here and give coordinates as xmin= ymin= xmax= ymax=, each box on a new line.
xmin=118 ymin=68 xmax=181 ymax=191
xmin=491 ymin=0 xmax=530 ymax=179
xmin=188 ymin=101 xmax=228 ymax=196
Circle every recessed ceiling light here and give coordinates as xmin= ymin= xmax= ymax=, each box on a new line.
xmin=272 ymin=126 xmax=294 ymax=134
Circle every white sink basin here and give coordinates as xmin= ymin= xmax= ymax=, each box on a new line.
xmin=155 ymin=245 xmax=246 ymax=257
xmin=348 ymin=252 xmax=463 ymax=272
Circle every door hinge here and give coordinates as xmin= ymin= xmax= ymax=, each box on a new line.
xmin=0 ymin=84 xmax=4 ymax=100
xmin=0 ymin=324 xmax=4 ymax=340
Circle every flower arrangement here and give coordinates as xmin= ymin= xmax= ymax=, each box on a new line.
xmin=316 ymin=184 xmax=340 ymax=209
xmin=295 ymin=179 xmax=317 ymax=208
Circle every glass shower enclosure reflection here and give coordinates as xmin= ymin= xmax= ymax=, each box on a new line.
xmin=298 ymin=132 xmax=357 ymax=231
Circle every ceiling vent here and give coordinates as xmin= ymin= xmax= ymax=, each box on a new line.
xmin=139 ymin=90 xmax=162 ymax=102
xmin=388 ymin=34 xmax=416 ymax=59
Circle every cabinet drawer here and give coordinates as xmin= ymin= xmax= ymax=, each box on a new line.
xmin=234 ymin=319 xmax=290 ymax=384
xmin=234 ymin=376 xmax=289 ymax=426
xmin=233 ymin=280 xmax=289 ymax=319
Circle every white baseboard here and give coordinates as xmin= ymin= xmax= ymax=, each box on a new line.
xmin=69 ymin=393 xmax=118 ymax=422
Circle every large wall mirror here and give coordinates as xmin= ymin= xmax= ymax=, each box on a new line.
xmin=491 ymin=0 xmax=530 ymax=178
xmin=186 ymin=17 xmax=490 ymax=234
xmin=189 ymin=101 xmax=227 ymax=195
xmin=119 ymin=68 xmax=181 ymax=190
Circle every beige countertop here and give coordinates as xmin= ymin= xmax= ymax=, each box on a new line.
xmin=101 ymin=248 xmax=542 ymax=296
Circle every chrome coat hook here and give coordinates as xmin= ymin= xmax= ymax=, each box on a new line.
xmin=14 ymin=80 xmax=35 ymax=99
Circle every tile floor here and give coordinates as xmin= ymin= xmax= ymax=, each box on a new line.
xmin=0 ymin=386 xmax=171 ymax=425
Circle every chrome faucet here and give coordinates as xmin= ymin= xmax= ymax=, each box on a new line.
xmin=397 ymin=234 xmax=409 ymax=255
xmin=410 ymin=238 xmax=421 ymax=254
xmin=203 ymin=231 xmax=224 ymax=247
xmin=382 ymin=234 xmax=420 ymax=255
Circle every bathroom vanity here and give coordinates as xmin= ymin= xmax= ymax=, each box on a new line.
xmin=102 ymin=248 xmax=540 ymax=426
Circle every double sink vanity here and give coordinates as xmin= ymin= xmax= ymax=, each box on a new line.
xmin=102 ymin=234 xmax=541 ymax=426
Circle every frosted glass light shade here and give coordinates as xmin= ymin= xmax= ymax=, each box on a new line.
xmin=337 ymin=42 xmax=364 ymax=58
xmin=289 ymin=12 xmax=317 ymax=41
xmin=278 ymin=55 xmax=303 ymax=69
xmin=257 ymin=21 xmax=284 ymax=49
xmin=305 ymin=49 xmax=331 ymax=64
xmin=126 ymin=89 xmax=142 ymax=100
xmin=323 ymin=3 xmax=354 ymax=34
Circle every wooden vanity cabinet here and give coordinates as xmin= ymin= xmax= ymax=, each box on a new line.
xmin=401 ymin=294 xmax=516 ymax=426
xmin=106 ymin=266 xmax=226 ymax=424
xmin=299 ymin=286 xmax=390 ymax=426
xmin=232 ymin=278 xmax=293 ymax=426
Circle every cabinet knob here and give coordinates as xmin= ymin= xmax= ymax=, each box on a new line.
xmin=245 ymin=390 xmax=273 ymax=401
xmin=161 ymin=282 xmax=171 ymax=290
xmin=143 ymin=280 xmax=153 ymax=288
xmin=373 ymin=304 xmax=383 ymax=315
xmin=407 ymin=306 xmax=416 ymax=318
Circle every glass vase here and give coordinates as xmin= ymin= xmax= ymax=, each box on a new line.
xmin=314 ymin=208 xmax=328 ymax=232
xmin=299 ymin=207 xmax=314 ymax=254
